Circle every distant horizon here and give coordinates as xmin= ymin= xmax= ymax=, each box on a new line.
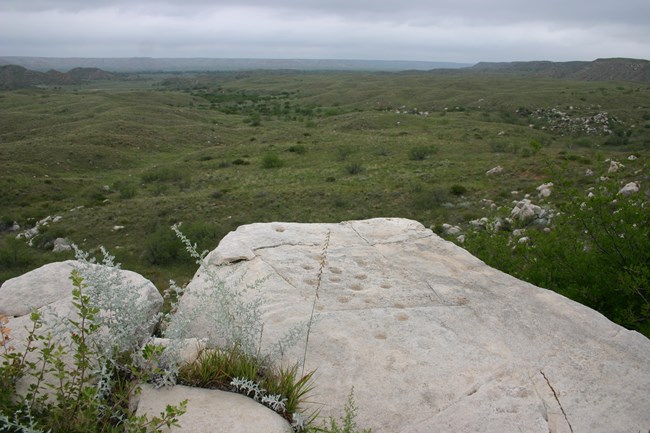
xmin=2 ymin=55 xmax=648 ymax=64
xmin=0 ymin=56 xmax=475 ymax=73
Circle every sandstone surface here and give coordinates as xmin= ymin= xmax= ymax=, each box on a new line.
xmin=135 ymin=385 xmax=292 ymax=433
xmin=176 ymin=218 xmax=650 ymax=433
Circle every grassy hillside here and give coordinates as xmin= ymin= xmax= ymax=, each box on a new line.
xmin=1 ymin=72 xmax=648 ymax=325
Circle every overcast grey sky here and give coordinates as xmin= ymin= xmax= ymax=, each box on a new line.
xmin=1 ymin=0 xmax=649 ymax=62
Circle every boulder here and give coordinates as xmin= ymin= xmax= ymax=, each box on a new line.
xmin=52 ymin=237 xmax=72 ymax=253
xmin=1 ymin=261 xmax=79 ymax=316
xmin=173 ymin=218 xmax=650 ymax=433
xmin=536 ymin=182 xmax=553 ymax=198
xmin=135 ymin=385 xmax=292 ymax=433
xmin=486 ymin=165 xmax=503 ymax=175
xmin=440 ymin=223 xmax=462 ymax=236
xmin=0 ymin=260 xmax=164 ymax=399
xmin=618 ymin=182 xmax=640 ymax=197
xmin=510 ymin=199 xmax=542 ymax=222
xmin=608 ymin=160 xmax=624 ymax=173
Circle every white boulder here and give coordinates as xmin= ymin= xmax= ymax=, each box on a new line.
xmin=618 ymin=182 xmax=640 ymax=197
xmin=173 ymin=218 xmax=650 ymax=433
xmin=52 ymin=237 xmax=73 ymax=253
xmin=135 ymin=385 xmax=292 ymax=433
xmin=0 ymin=261 xmax=164 ymax=400
xmin=441 ymin=223 xmax=462 ymax=236
xmin=486 ymin=166 xmax=504 ymax=175
xmin=536 ymin=182 xmax=554 ymax=198
xmin=510 ymin=199 xmax=544 ymax=223
xmin=608 ymin=160 xmax=624 ymax=173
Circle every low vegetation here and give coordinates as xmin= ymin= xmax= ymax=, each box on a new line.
xmin=1 ymin=238 xmax=370 ymax=432
xmin=0 ymin=71 xmax=648 ymax=333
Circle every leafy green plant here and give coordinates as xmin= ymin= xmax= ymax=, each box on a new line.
xmin=0 ymin=270 xmax=186 ymax=433
xmin=529 ymin=139 xmax=543 ymax=155
xmin=308 ymin=388 xmax=371 ymax=433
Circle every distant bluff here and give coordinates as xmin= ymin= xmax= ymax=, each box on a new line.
xmin=469 ymin=57 xmax=650 ymax=83
xmin=0 ymin=64 xmax=119 ymax=89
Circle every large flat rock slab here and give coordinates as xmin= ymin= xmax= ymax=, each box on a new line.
xmin=176 ymin=218 xmax=650 ymax=433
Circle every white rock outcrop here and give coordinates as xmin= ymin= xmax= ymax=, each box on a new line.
xmin=174 ymin=218 xmax=650 ymax=433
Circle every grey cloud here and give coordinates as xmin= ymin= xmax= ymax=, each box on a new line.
xmin=4 ymin=0 xmax=650 ymax=25
xmin=1 ymin=0 xmax=648 ymax=61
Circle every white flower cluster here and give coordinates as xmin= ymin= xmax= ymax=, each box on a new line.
xmin=230 ymin=377 xmax=287 ymax=412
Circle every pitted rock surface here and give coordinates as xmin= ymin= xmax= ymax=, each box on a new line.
xmin=171 ymin=218 xmax=650 ymax=432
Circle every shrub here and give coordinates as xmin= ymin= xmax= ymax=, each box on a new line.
xmin=288 ymin=144 xmax=307 ymax=155
xmin=232 ymin=158 xmax=250 ymax=166
xmin=464 ymin=177 xmax=649 ymax=337
xmin=336 ymin=145 xmax=356 ymax=161
xmin=145 ymin=222 xmax=220 ymax=266
xmin=345 ymin=163 xmax=363 ymax=175
xmin=529 ymin=139 xmax=543 ymax=155
xmin=141 ymin=166 xmax=189 ymax=184
xmin=145 ymin=227 xmax=183 ymax=265
xmin=0 ymin=237 xmax=35 ymax=272
xmin=449 ymin=184 xmax=467 ymax=196
xmin=247 ymin=113 xmax=261 ymax=126
xmin=262 ymin=153 xmax=285 ymax=169
xmin=113 ymin=180 xmax=137 ymax=199
xmin=408 ymin=145 xmax=437 ymax=161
